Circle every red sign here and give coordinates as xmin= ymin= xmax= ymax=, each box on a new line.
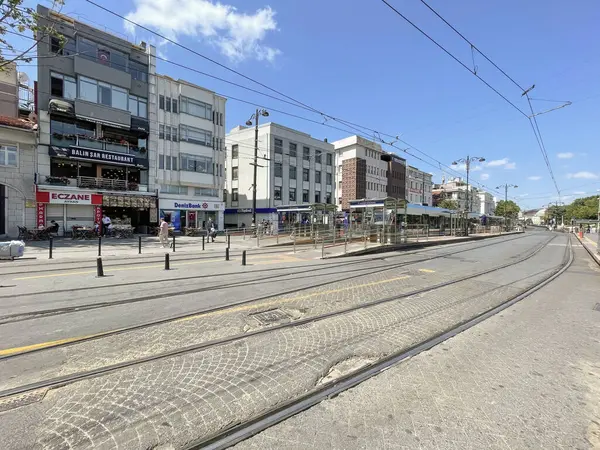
xmin=36 ymin=191 xmax=103 ymax=205
xmin=94 ymin=206 xmax=102 ymax=225
xmin=202 ymin=202 xmax=208 ymax=209
xmin=36 ymin=203 xmax=45 ymax=228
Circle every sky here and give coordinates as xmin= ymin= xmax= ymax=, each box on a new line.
xmin=14 ymin=0 xmax=600 ymax=209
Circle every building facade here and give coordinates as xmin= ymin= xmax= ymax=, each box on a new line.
xmin=406 ymin=166 xmax=433 ymax=206
xmin=432 ymin=178 xmax=481 ymax=213
xmin=225 ymin=123 xmax=335 ymax=226
xmin=35 ymin=6 xmax=157 ymax=235
xmin=385 ymin=153 xmax=407 ymax=200
xmin=478 ymin=191 xmax=495 ymax=216
xmin=154 ymin=75 xmax=226 ymax=231
xmin=333 ymin=136 xmax=389 ymax=210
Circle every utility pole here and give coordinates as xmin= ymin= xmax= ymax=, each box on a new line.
xmin=421 ymin=171 xmax=425 ymax=205
xmin=452 ymin=155 xmax=485 ymax=236
xmin=496 ymin=184 xmax=518 ymax=231
xmin=246 ymin=109 xmax=269 ymax=227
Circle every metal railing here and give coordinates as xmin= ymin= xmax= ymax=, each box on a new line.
xmin=77 ymin=176 xmax=138 ymax=191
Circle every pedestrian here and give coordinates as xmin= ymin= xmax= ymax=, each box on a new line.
xmin=102 ymin=214 xmax=111 ymax=237
xmin=159 ymin=217 xmax=169 ymax=248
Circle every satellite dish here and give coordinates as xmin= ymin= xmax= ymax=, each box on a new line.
xmin=18 ymin=72 xmax=30 ymax=85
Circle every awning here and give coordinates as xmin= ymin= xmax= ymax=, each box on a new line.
xmin=48 ymin=99 xmax=75 ymax=116
xmin=75 ymin=114 xmax=130 ymax=130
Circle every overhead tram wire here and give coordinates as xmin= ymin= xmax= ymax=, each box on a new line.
xmin=20 ymin=16 xmax=511 ymax=200
xmin=381 ymin=0 xmax=561 ymax=196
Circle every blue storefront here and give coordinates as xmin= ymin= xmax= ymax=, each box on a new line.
xmin=224 ymin=207 xmax=277 ymax=228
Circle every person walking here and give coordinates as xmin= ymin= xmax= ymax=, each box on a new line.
xmin=102 ymin=214 xmax=111 ymax=237
xmin=159 ymin=217 xmax=169 ymax=248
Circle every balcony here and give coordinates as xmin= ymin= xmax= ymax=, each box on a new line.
xmin=38 ymin=175 xmax=146 ymax=192
xmin=51 ymin=133 xmax=147 ymax=157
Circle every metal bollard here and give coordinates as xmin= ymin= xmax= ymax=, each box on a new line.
xmin=321 ymin=238 xmax=325 ymax=258
xmin=49 ymin=236 xmax=53 ymax=259
xmin=96 ymin=257 xmax=104 ymax=277
xmin=98 ymin=237 xmax=102 ymax=257
xmin=172 ymin=235 xmax=176 ymax=252
xmin=344 ymin=235 xmax=348 ymax=254
xmin=226 ymin=247 xmax=230 ymax=261
xmin=138 ymin=235 xmax=142 ymax=254
xmin=227 ymin=234 xmax=231 ymax=249
xmin=164 ymin=253 xmax=170 ymax=270
xmin=202 ymin=235 xmax=205 ymax=250
xmin=242 ymin=250 xmax=247 ymax=266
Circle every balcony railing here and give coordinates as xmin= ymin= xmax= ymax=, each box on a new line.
xmin=50 ymin=133 xmax=147 ymax=158
xmin=38 ymin=175 xmax=144 ymax=192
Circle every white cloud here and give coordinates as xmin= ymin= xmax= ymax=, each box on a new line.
xmin=557 ymin=152 xmax=574 ymax=159
xmin=566 ymin=171 xmax=598 ymax=179
xmin=527 ymin=176 xmax=542 ymax=181
xmin=505 ymin=162 xmax=516 ymax=169
xmin=124 ymin=0 xmax=281 ymax=63
xmin=573 ymin=191 xmax=586 ymax=195
xmin=486 ymin=158 xmax=508 ymax=167
xmin=480 ymin=173 xmax=490 ymax=180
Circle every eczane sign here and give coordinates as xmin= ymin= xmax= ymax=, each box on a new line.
xmin=50 ymin=192 xmax=92 ymax=204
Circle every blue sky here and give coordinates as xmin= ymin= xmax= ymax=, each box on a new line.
xmin=16 ymin=0 xmax=600 ymax=208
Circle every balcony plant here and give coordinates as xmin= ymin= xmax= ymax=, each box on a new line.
xmin=45 ymin=176 xmax=70 ymax=185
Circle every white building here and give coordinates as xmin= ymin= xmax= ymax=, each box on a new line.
xmin=433 ymin=178 xmax=481 ymax=213
xmin=478 ymin=191 xmax=495 ymax=216
xmin=225 ymin=122 xmax=335 ymax=226
xmin=406 ymin=166 xmax=433 ymax=206
xmin=154 ymin=75 xmax=226 ymax=231
xmin=332 ymin=135 xmax=388 ymax=210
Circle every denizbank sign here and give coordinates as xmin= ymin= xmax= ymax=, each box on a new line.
xmin=159 ymin=199 xmax=223 ymax=211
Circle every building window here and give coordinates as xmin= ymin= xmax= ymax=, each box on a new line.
xmin=315 ymin=150 xmax=322 ymax=164
xmin=302 ymin=168 xmax=310 ymax=182
xmin=326 ymin=173 xmax=332 ymax=185
xmin=180 ymin=97 xmax=212 ymax=120
xmin=180 ymin=153 xmax=213 ymax=174
xmin=274 ymin=138 xmax=283 ymax=154
xmin=315 ymin=191 xmax=321 ymax=203
xmin=231 ymin=144 xmax=239 ymax=159
xmin=289 ymin=187 xmax=296 ymax=202
xmin=219 ymin=113 xmax=223 ymax=126
xmin=50 ymin=35 xmax=76 ymax=56
xmin=0 ymin=145 xmax=17 ymax=167
xmin=289 ymin=142 xmax=297 ymax=157
xmin=159 ymin=124 xmax=165 ymax=139
xmin=78 ymin=76 xmax=132 ymax=112
xmin=326 ymin=153 xmax=333 ymax=166
xmin=180 ymin=125 xmax=212 ymax=147
xmin=275 ymin=162 xmax=283 ymax=177
xmin=232 ymin=188 xmax=239 ymax=202
xmin=172 ymin=98 xmax=178 ymax=114
xmin=158 ymin=154 xmax=164 ymax=169
xmin=302 ymin=189 xmax=309 ymax=203
xmin=195 ymin=188 xmax=218 ymax=197
xmin=128 ymin=95 xmax=147 ymax=118
xmin=50 ymin=72 xmax=76 ymax=100
xmin=274 ymin=186 xmax=282 ymax=201
xmin=232 ymin=166 xmax=239 ymax=180
xmin=165 ymin=97 xmax=171 ymax=112
xmin=159 ymin=95 xmax=165 ymax=110
xmin=289 ymin=165 xmax=297 ymax=180
xmin=160 ymin=184 xmax=187 ymax=194
xmin=78 ymin=76 xmax=98 ymax=103
xmin=303 ymin=146 xmax=310 ymax=161
xmin=315 ymin=171 xmax=321 ymax=183
xmin=172 ymin=156 xmax=178 ymax=170
xmin=165 ymin=126 xmax=171 ymax=141
xmin=166 ymin=155 xmax=172 ymax=170
xmin=129 ymin=60 xmax=148 ymax=82
xmin=325 ymin=192 xmax=332 ymax=204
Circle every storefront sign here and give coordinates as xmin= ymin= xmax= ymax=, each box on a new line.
xmin=94 ymin=206 xmax=103 ymax=225
xmin=49 ymin=146 xmax=148 ymax=168
xmin=36 ymin=190 xmax=103 ymax=205
xmin=159 ymin=199 xmax=224 ymax=211
xmin=36 ymin=203 xmax=45 ymax=228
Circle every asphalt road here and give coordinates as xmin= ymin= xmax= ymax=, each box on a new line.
xmin=0 ymin=230 xmax=577 ymax=450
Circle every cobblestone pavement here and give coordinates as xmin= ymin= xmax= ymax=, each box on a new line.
xmin=236 ymin=237 xmax=600 ymax=450
xmin=0 ymin=233 xmax=548 ymax=391
xmin=0 ymin=234 xmax=568 ymax=449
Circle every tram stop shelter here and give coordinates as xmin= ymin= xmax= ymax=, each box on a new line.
xmin=276 ymin=203 xmax=337 ymax=236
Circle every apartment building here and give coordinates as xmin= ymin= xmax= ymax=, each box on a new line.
xmin=225 ymin=123 xmax=335 ymax=226
xmin=432 ymin=178 xmax=481 ymax=213
xmin=154 ymin=75 xmax=226 ymax=231
xmin=0 ymin=63 xmax=37 ymax=237
xmin=406 ymin=166 xmax=433 ymax=206
xmin=478 ymin=191 xmax=496 ymax=216
xmin=333 ymin=136 xmax=389 ymax=210
xmin=35 ymin=6 xmax=157 ymax=234
xmin=386 ymin=153 xmax=407 ymax=200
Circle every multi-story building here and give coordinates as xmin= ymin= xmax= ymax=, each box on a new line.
xmin=35 ymin=6 xmax=157 ymax=235
xmin=0 ymin=63 xmax=37 ymax=237
xmin=154 ymin=75 xmax=226 ymax=231
xmin=478 ymin=191 xmax=495 ymax=216
xmin=333 ymin=136 xmax=389 ymax=210
xmin=385 ymin=153 xmax=407 ymax=201
xmin=406 ymin=166 xmax=433 ymax=206
xmin=225 ymin=123 xmax=335 ymax=226
xmin=432 ymin=178 xmax=481 ymax=213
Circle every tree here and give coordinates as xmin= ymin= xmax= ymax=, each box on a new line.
xmin=437 ymin=198 xmax=459 ymax=210
xmin=495 ymin=200 xmax=520 ymax=218
xmin=0 ymin=0 xmax=64 ymax=70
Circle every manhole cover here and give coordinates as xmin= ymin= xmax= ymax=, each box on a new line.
xmin=0 ymin=389 xmax=47 ymax=413
xmin=250 ymin=308 xmax=291 ymax=326
xmin=593 ymin=303 xmax=600 ymax=312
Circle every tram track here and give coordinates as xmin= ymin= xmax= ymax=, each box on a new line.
xmin=0 ymin=233 xmax=557 ymax=401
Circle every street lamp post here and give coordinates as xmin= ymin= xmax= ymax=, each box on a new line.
xmin=496 ymin=184 xmax=518 ymax=231
xmin=245 ymin=109 xmax=269 ymax=227
xmin=452 ymin=155 xmax=485 ymax=236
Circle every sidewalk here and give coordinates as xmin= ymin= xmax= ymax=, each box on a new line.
xmin=576 ymin=232 xmax=600 ymax=264
xmin=237 ymin=239 xmax=600 ymax=450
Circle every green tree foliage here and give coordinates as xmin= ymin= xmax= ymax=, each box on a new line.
xmin=495 ymin=200 xmax=520 ymax=218
xmin=0 ymin=0 xmax=64 ymax=70
xmin=437 ymin=198 xmax=459 ymax=210
xmin=544 ymin=196 xmax=599 ymax=224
